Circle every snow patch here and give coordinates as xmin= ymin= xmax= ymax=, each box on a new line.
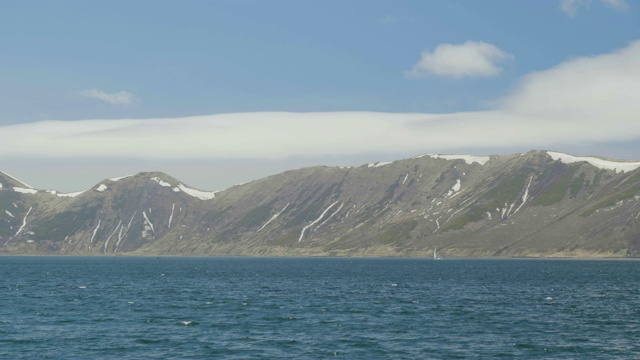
xmin=447 ymin=179 xmax=462 ymax=196
xmin=109 ymin=175 xmax=133 ymax=182
xmin=547 ymin=151 xmax=640 ymax=172
xmin=176 ymin=183 xmax=218 ymax=200
xmin=367 ymin=161 xmax=392 ymax=168
xmin=13 ymin=187 xmax=38 ymax=194
xmin=57 ymin=191 xmax=85 ymax=198
xmin=151 ymin=177 xmax=172 ymax=187
xmin=96 ymin=184 xmax=108 ymax=192
xmin=402 ymin=174 xmax=409 ymax=185
xmin=233 ymin=180 xmax=253 ymax=187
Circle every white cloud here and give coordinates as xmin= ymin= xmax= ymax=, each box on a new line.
xmin=80 ymin=89 xmax=134 ymax=105
xmin=381 ymin=15 xmax=397 ymax=25
xmin=560 ymin=0 xmax=629 ymax=16
xmin=560 ymin=0 xmax=587 ymax=16
xmin=406 ymin=41 xmax=512 ymax=79
xmin=1 ymin=41 xmax=639 ymax=165
xmin=601 ymin=0 xmax=629 ymax=11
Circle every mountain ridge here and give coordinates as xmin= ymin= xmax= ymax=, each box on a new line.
xmin=3 ymin=150 xmax=640 ymax=258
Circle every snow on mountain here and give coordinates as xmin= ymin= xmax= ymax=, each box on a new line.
xmin=175 ymin=183 xmax=219 ymax=200
xmin=6 ymin=149 xmax=640 ymax=258
xmin=151 ymin=177 xmax=172 ymax=187
xmin=57 ymin=191 xmax=85 ymax=198
xmin=367 ymin=161 xmax=392 ymax=168
xmin=1 ymin=171 xmax=34 ymax=188
xmin=414 ymin=154 xmax=490 ymax=165
xmin=547 ymin=151 xmax=640 ymax=173
xmin=13 ymin=187 xmax=38 ymax=194
xmin=109 ymin=175 xmax=133 ymax=182
xmin=45 ymin=189 xmax=86 ymax=197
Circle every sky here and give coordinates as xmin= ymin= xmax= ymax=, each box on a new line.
xmin=1 ymin=0 xmax=639 ymax=192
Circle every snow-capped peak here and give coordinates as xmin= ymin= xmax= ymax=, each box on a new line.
xmin=547 ymin=151 xmax=640 ymax=173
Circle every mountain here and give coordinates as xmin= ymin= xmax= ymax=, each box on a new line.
xmin=3 ymin=150 xmax=640 ymax=258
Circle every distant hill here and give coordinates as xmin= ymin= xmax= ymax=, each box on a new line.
xmin=3 ymin=150 xmax=640 ymax=258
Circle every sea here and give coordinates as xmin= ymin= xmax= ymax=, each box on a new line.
xmin=1 ymin=256 xmax=640 ymax=359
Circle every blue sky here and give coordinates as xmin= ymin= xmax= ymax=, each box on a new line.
xmin=1 ymin=0 xmax=639 ymax=191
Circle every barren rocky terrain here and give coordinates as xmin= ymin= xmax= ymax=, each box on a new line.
xmin=3 ymin=150 xmax=640 ymax=258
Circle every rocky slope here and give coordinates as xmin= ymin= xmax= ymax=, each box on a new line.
xmin=3 ymin=150 xmax=640 ymax=258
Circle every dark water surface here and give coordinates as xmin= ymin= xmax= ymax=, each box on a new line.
xmin=1 ymin=256 xmax=640 ymax=359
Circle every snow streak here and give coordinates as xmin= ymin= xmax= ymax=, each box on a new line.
xmin=318 ymin=203 xmax=344 ymax=228
xmin=126 ymin=212 xmax=137 ymax=230
xmin=258 ymin=203 xmax=289 ymax=231
xmin=114 ymin=226 xmax=125 ymax=253
xmin=298 ymin=201 xmax=339 ymax=242
xmin=15 ymin=207 xmax=33 ymax=236
xmin=512 ymin=176 xmax=533 ymax=215
xmin=90 ymin=219 xmax=101 ymax=244
xmin=168 ymin=203 xmax=175 ymax=228
xmin=104 ymin=220 xmax=122 ymax=253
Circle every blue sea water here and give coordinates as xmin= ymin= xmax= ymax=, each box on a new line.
xmin=1 ymin=257 xmax=640 ymax=359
